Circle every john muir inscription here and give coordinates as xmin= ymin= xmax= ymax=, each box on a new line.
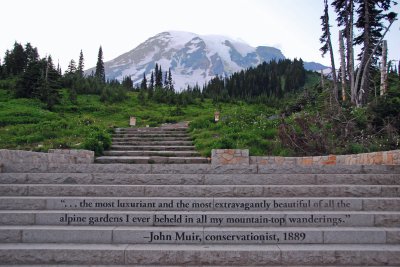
xmin=57 ymin=197 xmax=358 ymax=211
xmin=45 ymin=197 xmax=363 ymax=245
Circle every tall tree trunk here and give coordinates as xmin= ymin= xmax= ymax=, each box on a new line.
xmin=380 ymin=40 xmax=388 ymax=96
xmin=347 ymin=0 xmax=356 ymax=104
xmin=355 ymin=17 xmax=394 ymax=106
xmin=359 ymin=0 xmax=371 ymax=106
xmin=328 ymin=36 xmax=338 ymax=103
xmin=339 ymin=30 xmax=347 ymax=101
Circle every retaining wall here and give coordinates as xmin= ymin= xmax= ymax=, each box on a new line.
xmin=212 ymin=149 xmax=400 ymax=165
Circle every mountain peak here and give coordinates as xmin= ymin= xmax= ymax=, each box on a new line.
xmin=91 ymin=31 xmax=287 ymax=90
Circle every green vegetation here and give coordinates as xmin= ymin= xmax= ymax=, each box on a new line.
xmin=0 ymin=35 xmax=399 ymax=157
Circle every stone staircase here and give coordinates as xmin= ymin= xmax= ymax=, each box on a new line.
xmin=96 ymin=125 xmax=209 ymax=164
xmin=0 ymin=162 xmax=399 ymax=266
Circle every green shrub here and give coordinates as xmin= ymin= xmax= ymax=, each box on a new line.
xmin=82 ymin=127 xmax=111 ymax=156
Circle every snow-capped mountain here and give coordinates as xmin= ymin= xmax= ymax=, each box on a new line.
xmin=87 ymin=31 xmax=324 ymax=90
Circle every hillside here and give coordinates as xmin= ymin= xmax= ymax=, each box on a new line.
xmin=1 ymin=69 xmax=399 ymax=157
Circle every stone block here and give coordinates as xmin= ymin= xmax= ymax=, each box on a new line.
xmin=211 ymin=149 xmax=249 ymax=165
xmin=0 ymin=185 xmax=28 ymax=196
xmin=374 ymin=214 xmax=400 ymax=227
xmin=363 ymin=198 xmax=400 ymax=211
xmin=387 ymin=229 xmax=400 ymax=243
xmin=22 ymin=226 xmax=112 ymax=243
xmin=0 ymin=244 xmax=126 ymax=264
xmin=0 ymin=228 xmax=21 ymax=242
xmin=0 ymin=197 xmax=46 ymax=210
xmin=27 ymin=184 xmax=146 ymax=197
xmin=125 ymin=244 xmax=281 ymax=265
xmin=204 ymin=174 xmax=316 ymax=185
xmin=323 ymin=229 xmax=386 ymax=244
xmin=0 ymin=213 xmax=34 ymax=225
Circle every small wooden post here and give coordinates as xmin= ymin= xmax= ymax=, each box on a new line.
xmin=129 ymin=116 xmax=136 ymax=127
xmin=214 ymin=111 xmax=220 ymax=122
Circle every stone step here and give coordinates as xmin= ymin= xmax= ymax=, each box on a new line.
xmin=0 ymin=226 xmax=399 ymax=245
xmin=0 ymin=173 xmax=400 ymax=185
xmin=112 ymin=133 xmax=190 ymax=138
xmin=0 ymin=243 xmax=399 ymax=265
xmin=3 ymin=163 xmax=399 ymax=174
xmin=115 ymin=127 xmax=188 ymax=132
xmin=0 ymin=173 xmax=398 ymax=185
xmin=1 ymin=184 xmax=399 ymax=197
xmin=110 ymin=145 xmax=196 ymax=151
xmin=2 ymin=197 xmax=399 ymax=211
xmin=1 ymin=210 xmax=399 ymax=227
xmin=111 ymin=141 xmax=194 ymax=146
xmin=95 ymin=156 xmax=209 ymax=164
xmin=4 ymin=266 xmax=387 ymax=267
xmin=103 ymin=151 xmax=201 ymax=157
xmin=112 ymin=136 xmax=193 ymax=142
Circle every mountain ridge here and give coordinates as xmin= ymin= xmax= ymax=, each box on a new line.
xmin=87 ymin=31 xmax=326 ymax=90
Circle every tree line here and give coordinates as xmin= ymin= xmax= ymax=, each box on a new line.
xmin=202 ymin=58 xmax=306 ymax=103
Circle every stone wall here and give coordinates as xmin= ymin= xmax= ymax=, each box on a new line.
xmin=0 ymin=149 xmax=94 ymax=167
xmin=212 ymin=149 xmax=400 ymax=166
xmin=211 ymin=149 xmax=249 ymax=165
xmin=251 ymin=150 xmax=400 ymax=165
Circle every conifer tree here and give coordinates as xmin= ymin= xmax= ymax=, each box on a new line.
xmin=154 ymin=63 xmax=163 ymax=88
xmin=148 ymin=71 xmax=154 ymax=99
xmin=122 ymin=76 xmax=133 ymax=90
xmin=320 ymin=0 xmax=338 ymax=102
xmin=164 ymin=71 xmax=168 ymax=90
xmin=354 ymin=0 xmax=397 ymax=105
xmin=95 ymin=46 xmax=105 ymax=83
xmin=24 ymin=43 xmax=39 ymax=65
xmin=140 ymin=73 xmax=147 ymax=90
xmin=168 ymin=68 xmax=174 ymax=92
xmin=66 ymin=59 xmax=77 ymax=74
xmin=77 ymin=50 xmax=84 ymax=77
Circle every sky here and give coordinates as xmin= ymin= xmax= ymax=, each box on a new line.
xmin=1 ymin=0 xmax=399 ymax=72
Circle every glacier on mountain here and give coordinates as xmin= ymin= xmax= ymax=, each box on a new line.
xmin=88 ymin=31 xmax=323 ymax=91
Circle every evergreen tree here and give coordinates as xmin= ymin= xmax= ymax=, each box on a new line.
xmin=66 ymin=59 xmax=77 ymax=74
xmin=4 ymin=42 xmax=27 ymax=76
xmin=77 ymin=50 xmax=84 ymax=77
xmin=164 ymin=71 xmax=168 ymax=90
xmin=37 ymin=55 xmax=61 ymax=110
xmin=15 ymin=59 xmax=44 ymax=98
xmin=122 ymin=76 xmax=133 ymax=90
xmin=168 ymin=68 xmax=174 ymax=92
xmin=148 ymin=71 xmax=154 ymax=99
xmin=320 ymin=0 xmax=338 ymax=102
xmin=155 ymin=63 xmax=163 ymax=87
xmin=24 ymin=43 xmax=39 ymax=65
xmin=140 ymin=73 xmax=147 ymax=90
xmin=57 ymin=62 xmax=62 ymax=75
xmin=95 ymin=46 xmax=105 ymax=83
xmin=354 ymin=0 xmax=397 ymax=105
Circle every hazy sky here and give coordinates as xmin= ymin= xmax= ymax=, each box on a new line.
xmin=1 ymin=0 xmax=399 ymax=71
